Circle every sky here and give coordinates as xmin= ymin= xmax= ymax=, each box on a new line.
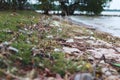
xmin=30 ymin=0 xmax=120 ymax=10
xmin=109 ymin=0 xmax=120 ymax=9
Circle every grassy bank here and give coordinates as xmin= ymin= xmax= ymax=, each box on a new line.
xmin=0 ymin=11 xmax=83 ymax=79
xmin=0 ymin=11 xmax=120 ymax=79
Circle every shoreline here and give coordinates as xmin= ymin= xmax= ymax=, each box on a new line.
xmin=67 ymin=16 xmax=120 ymax=39
xmin=67 ymin=16 xmax=96 ymax=30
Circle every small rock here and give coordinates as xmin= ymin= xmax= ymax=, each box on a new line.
xmin=0 ymin=44 xmax=3 ymax=49
xmin=99 ymin=60 xmax=105 ymax=64
xmin=24 ymin=28 xmax=28 ymax=31
xmin=105 ymin=71 xmax=112 ymax=76
xmin=102 ymin=67 xmax=112 ymax=76
xmin=88 ymin=56 xmax=94 ymax=61
xmin=63 ymin=47 xmax=80 ymax=54
xmin=46 ymin=35 xmax=53 ymax=39
xmin=8 ymin=46 xmax=19 ymax=53
xmin=74 ymin=73 xmax=93 ymax=80
xmin=19 ymin=29 xmax=26 ymax=34
xmin=89 ymin=36 xmax=96 ymax=40
xmin=90 ymin=32 xmax=94 ymax=35
xmin=66 ymin=39 xmax=74 ymax=43
xmin=54 ymin=48 xmax=61 ymax=52
xmin=74 ymin=36 xmax=89 ymax=40
xmin=26 ymin=40 xmax=31 ymax=44
xmin=3 ymin=41 xmax=10 ymax=46
xmin=101 ymin=67 xmax=109 ymax=73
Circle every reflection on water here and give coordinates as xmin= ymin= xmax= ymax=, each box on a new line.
xmin=70 ymin=16 xmax=120 ymax=37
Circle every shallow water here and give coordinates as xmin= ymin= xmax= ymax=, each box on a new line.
xmin=70 ymin=16 xmax=120 ymax=37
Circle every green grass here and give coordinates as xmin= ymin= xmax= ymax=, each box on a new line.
xmin=0 ymin=10 xmax=40 ymax=41
xmin=0 ymin=11 xmax=39 ymax=29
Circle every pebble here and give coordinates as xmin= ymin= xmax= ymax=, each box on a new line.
xmin=102 ymin=67 xmax=113 ymax=76
xmin=74 ymin=36 xmax=89 ymax=40
xmin=63 ymin=47 xmax=80 ymax=54
xmin=105 ymin=71 xmax=112 ymax=76
xmin=74 ymin=73 xmax=93 ymax=80
xmin=0 ymin=44 xmax=3 ymax=49
xmin=66 ymin=39 xmax=74 ymax=43
xmin=54 ymin=48 xmax=61 ymax=52
xmin=3 ymin=41 xmax=10 ymax=46
xmin=99 ymin=60 xmax=106 ymax=64
xmin=89 ymin=36 xmax=96 ymax=40
xmin=46 ymin=35 xmax=53 ymax=39
xmin=102 ymin=67 xmax=109 ymax=73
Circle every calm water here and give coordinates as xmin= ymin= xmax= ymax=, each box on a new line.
xmin=70 ymin=15 xmax=120 ymax=37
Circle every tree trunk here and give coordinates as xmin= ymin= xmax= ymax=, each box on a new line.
xmin=60 ymin=2 xmax=79 ymax=16
xmin=44 ymin=10 xmax=49 ymax=15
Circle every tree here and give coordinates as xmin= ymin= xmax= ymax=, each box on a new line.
xmin=80 ymin=0 xmax=112 ymax=15
xmin=18 ymin=0 xmax=27 ymax=10
xmin=39 ymin=0 xmax=54 ymax=14
xmin=58 ymin=0 xmax=80 ymax=15
xmin=55 ymin=0 xmax=112 ymax=15
xmin=0 ymin=0 xmax=9 ymax=10
xmin=0 ymin=0 xmax=27 ymax=10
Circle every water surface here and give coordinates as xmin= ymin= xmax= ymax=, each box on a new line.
xmin=70 ymin=16 xmax=120 ymax=37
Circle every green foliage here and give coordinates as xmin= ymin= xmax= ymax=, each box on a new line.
xmin=86 ymin=0 xmax=110 ymax=15
xmin=0 ymin=0 xmax=112 ymax=15
xmin=38 ymin=0 xmax=111 ymax=15
xmin=0 ymin=0 xmax=28 ymax=10
xmin=58 ymin=0 xmax=80 ymax=15
xmin=39 ymin=0 xmax=55 ymax=14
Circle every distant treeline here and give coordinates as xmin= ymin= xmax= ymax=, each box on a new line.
xmin=0 ymin=0 xmax=112 ymax=15
xmin=0 ymin=0 xmax=28 ymax=10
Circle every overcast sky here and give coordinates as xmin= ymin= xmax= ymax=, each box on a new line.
xmin=30 ymin=0 xmax=120 ymax=10
xmin=109 ymin=0 xmax=120 ymax=9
